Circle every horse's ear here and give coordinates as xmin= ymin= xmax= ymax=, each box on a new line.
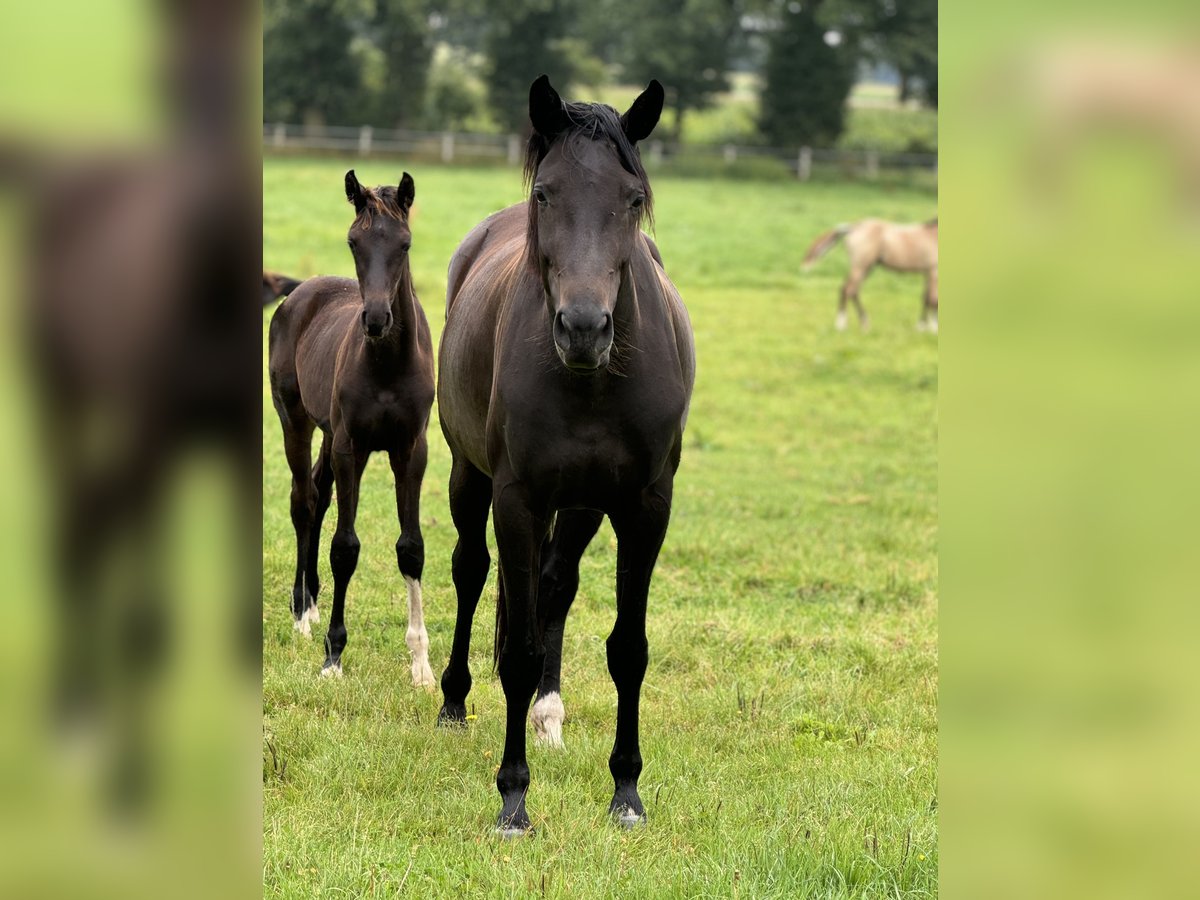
xmin=620 ymin=80 xmax=664 ymax=144
xmin=398 ymin=172 xmax=415 ymax=211
xmin=529 ymin=74 xmax=569 ymax=139
xmin=345 ymin=169 xmax=366 ymax=212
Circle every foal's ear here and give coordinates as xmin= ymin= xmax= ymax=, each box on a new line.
xmin=397 ymin=172 xmax=415 ymax=212
xmin=620 ymin=80 xmax=665 ymax=144
xmin=345 ymin=169 xmax=367 ymax=212
xmin=529 ymin=74 xmax=569 ymax=138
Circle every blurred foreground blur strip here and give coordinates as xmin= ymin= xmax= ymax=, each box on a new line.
xmin=942 ymin=6 xmax=1200 ymax=900
xmin=0 ymin=1 xmax=260 ymax=897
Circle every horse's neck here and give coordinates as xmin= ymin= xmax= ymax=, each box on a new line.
xmin=391 ymin=266 xmax=419 ymax=333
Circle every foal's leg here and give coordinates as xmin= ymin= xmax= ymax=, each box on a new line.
xmin=836 ymin=278 xmax=851 ymax=331
xmin=281 ymin=417 xmax=317 ymax=634
xmin=438 ymin=458 xmax=493 ymax=724
xmin=301 ymin=433 xmax=333 ymax=628
xmin=606 ymin=478 xmax=674 ymax=827
xmin=848 ymin=264 xmax=873 ymax=332
xmin=924 ymin=268 xmax=939 ymax=334
xmin=321 ymin=437 xmax=368 ymax=676
xmin=391 ymin=434 xmax=433 ymax=688
xmin=492 ymin=477 xmax=550 ymax=835
xmin=531 ymin=509 xmax=604 ymax=748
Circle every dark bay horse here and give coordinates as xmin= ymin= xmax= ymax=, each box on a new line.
xmin=803 ymin=218 xmax=939 ymax=332
xmin=268 ymin=171 xmax=435 ymax=683
xmin=436 ymin=76 xmax=695 ymax=835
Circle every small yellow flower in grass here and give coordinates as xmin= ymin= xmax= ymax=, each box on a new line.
xmin=466 ymin=714 xmax=478 ymax=721
xmin=483 ymin=750 xmax=492 ymax=759
xmin=918 ymin=854 xmax=926 ymax=861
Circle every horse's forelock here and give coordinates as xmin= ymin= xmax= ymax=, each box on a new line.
xmin=353 ymin=185 xmax=406 ymax=230
xmin=523 ymin=101 xmax=654 ymax=268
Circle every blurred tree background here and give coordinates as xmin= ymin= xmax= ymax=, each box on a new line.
xmin=263 ymin=0 xmax=937 ymax=151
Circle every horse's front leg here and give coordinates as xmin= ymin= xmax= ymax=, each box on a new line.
xmin=390 ymin=434 xmax=433 ymax=688
xmin=322 ymin=436 xmax=368 ymax=677
xmin=606 ymin=476 xmax=674 ymax=827
xmin=491 ymin=477 xmax=550 ymax=835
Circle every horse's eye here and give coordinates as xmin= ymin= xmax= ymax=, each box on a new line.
xmin=534 ymin=189 xmax=548 ymax=206
xmin=631 ymin=196 xmax=645 ymax=210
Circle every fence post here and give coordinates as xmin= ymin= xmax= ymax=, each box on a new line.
xmin=358 ymin=125 xmax=373 ymax=156
xmin=273 ymin=123 xmax=286 ymax=148
xmin=797 ymin=146 xmax=812 ymax=181
xmin=723 ymin=144 xmax=737 ymax=164
xmin=865 ymin=150 xmax=879 ymax=180
xmin=507 ymin=134 xmax=521 ymax=165
xmin=649 ymin=140 xmax=664 ymax=165
xmin=441 ymin=132 xmax=455 ymax=163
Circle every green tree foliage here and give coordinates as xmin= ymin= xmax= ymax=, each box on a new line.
xmin=366 ymin=0 xmax=434 ymax=127
xmin=264 ymin=0 xmax=363 ymax=126
xmin=481 ymin=0 xmax=581 ymax=133
xmin=620 ymin=0 xmax=741 ymax=142
xmin=758 ymin=1 xmax=855 ymax=148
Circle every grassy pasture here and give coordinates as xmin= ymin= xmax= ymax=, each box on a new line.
xmin=263 ymin=157 xmax=938 ymax=898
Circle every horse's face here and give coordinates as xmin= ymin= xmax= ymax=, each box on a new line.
xmin=528 ymin=77 xmax=663 ymax=372
xmin=344 ymin=170 xmax=414 ymax=339
xmin=533 ymin=139 xmax=644 ymax=370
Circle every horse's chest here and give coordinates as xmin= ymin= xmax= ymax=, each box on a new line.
xmin=502 ymin=409 xmax=678 ymax=504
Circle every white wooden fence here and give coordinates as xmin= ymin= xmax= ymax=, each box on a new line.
xmin=263 ymin=124 xmax=936 ymax=181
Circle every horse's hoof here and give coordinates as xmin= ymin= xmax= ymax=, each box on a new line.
xmin=530 ymin=692 xmax=565 ymax=748
xmin=319 ymin=661 xmax=342 ymax=679
xmin=437 ymin=705 xmax=467 ymax=728
xmin=495 ymin=809 xmax=532 ymax=838
xmin=612 ymin=806 xmax=645 ymax=829
xmin=293 ymin=616 xmax=311 ymax=638
xmin=494 ymin=824 xmax=533 ymax=839
xmin=306 ymin=603 xmax=320 ymax=624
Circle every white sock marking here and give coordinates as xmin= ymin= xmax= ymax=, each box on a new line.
xmin=835 ymin=311 xmax=848 ymax=331
xmin=404 ymin=576 xmax=435 ymax=689
xmin=319 ymin=662 xmax=342 ymax=678
xmin=530 ymin=692 xmax=565 ymax=748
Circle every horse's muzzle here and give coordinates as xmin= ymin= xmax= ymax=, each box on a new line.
xmin=553 ymin=309 xmax=613 ymax=371
xmin=361 ymin=308 xmax=393 ymax=339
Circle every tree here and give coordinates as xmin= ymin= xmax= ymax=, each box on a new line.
xmin=620 ymin=0 xmax=741 ymax=143
xmin=365 ymin=0 xmax=434 ymax=128
xmin=758 ymin=1 xmax=855 ymax=148
xmin=482 ymin=0 xmax=581 ymax=133
xmin=263 ymin=0 xmax=364 ymax=126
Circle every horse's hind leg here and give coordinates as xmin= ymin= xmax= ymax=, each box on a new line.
xmin=531 ymin=509 xmax=604 ymax=748
xmin=391 ymin=433 xmax=433 ymax=688
xmin=923 ymin=268 xmax=939 ymax=334
xmin=301 ymin=433 xmax=333 ymax=627
xmin=438 ymin=457 xmax=493 ymax=725
xmin=848 ymin=265 xmax=873 ymax=332
xmin=322 ymin=437 xmax=368 ymax=676
xmin=280 ymin=414 xmax=317 ymax=635
xmin=836 ymin=278 xmax=851 ymax=331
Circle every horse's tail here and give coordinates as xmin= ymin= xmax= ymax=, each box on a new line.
xmin=802 ymin=224 xmax=852 ymax=272
xmin=492 ymin=563 xmax=506 ymax=671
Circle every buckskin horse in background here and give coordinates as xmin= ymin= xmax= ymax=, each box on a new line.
xmin=435 ymin=76 xmax=695 ymax=835
xmin=803 ymin=218 xmax=939 ymax=332
xmin=268 ymin=171 xmax=436 ymax=685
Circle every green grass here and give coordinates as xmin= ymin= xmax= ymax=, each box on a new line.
xmin=263 ymin=158 xmax=938 ymax=898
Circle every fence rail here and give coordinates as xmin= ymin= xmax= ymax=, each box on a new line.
xmin=262 ymin=124 xmax=936 ymax=181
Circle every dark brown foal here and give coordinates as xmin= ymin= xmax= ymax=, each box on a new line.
xmin=268 ymin=171 xmax=435 ymax=682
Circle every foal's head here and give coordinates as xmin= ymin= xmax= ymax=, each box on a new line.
xmin=344 ymin=170 xmax=414 ymax=339
xmin=524 ymin=75 xmax=663 ymax=371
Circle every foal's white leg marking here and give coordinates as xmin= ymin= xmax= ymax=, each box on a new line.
xmin=614 ymin=807 xmax=646 ymax=829
xmin=835 ymin=310 xmax=848 ymax=331
xmin=530 ymin=692 xmax=565 ymax=748
xmin=404 ymin=576 xmax=435 ymax=689
xmin=928 ymin=314 xmax=938 ymax=334
xmin=319 ymin=662 xmax=342 ymax=678
xmin=293 ymin=602 xmax=319 ymax=637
